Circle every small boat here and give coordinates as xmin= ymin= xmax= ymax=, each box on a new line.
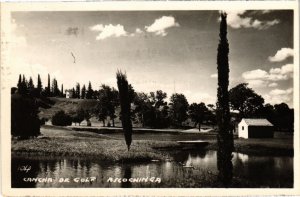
xmin=176 ymin=140 xmax=209 ymax=148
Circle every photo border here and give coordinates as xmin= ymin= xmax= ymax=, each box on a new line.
xmin=1 ymin=1 xmax=299 ymax=196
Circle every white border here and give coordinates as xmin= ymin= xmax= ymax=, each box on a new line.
xmin=1 ymin=1 xmax=299 ymax=196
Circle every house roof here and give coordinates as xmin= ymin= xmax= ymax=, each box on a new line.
xmin=242 ymin=118 xmax=273 ymax=126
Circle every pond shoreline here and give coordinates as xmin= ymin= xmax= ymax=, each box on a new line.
xmin=11 ymin=125 xmax=293 ymax=163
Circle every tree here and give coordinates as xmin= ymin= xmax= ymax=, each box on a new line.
xmin=72 ymin=108 xmax=85 ymax=126
xmin=133 ymin=92 xmax=152 ymax=127
xmin=116 ymin=71 xmax=133 ymax=151
xmin=17 ymin=74 xmax=22 ymax=91
xmin=81 ymin=85 xmax=86 ymax=99
xmin=61 ymin=84 xmax=64 ymax=97
xmin=52 ymin=110 xmax=72 ymax=126
xmin=96 ymin=85 xmax=119 ymax=127
xmin=47 ymin=74 xmax=51 ymax=96
xmin=71 ymin=88 xmax=76 ymax=98
xmin=169 ymin=93 xmax=189 ymax=127
xmin=148 ymin=90 xmax=169 ymax=128
xmin=75 ymin=83 xmax=80 ymax=99
xmin=273 ymin=103 xmax=294 ymax=132
xmin=11 ymin=94 xmax=40 ymax=139
xmin=229 ymin=83 xmax=264 ymax=118
xmin=17 ymin=74 xmax=27 ymax=95
xmin=188 ymin=102 xmax=209 ymax=131
xmin=37 ymin=74 xmax=42 ymax=93
xmin=86 ymin=81 xmax=94 ymax=99
xmin=19 ymin=75 xmax=28 ymax=95
xmin=28 ymin=77 xmax=34 ymax=91
xmin=216 ymin=12 xmax=233 ymax=186
xmin=96 ymin=100 xmax=108 ymax=126
xmin=52 ymin=78 xmax=59 ymax=97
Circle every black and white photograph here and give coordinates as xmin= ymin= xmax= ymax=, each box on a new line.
xmin=1 ymin=1 xmax=299 ymax=196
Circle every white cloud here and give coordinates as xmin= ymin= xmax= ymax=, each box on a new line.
xmin=224 ymin=10 xmax=280 ymax=30
xmin=210 ymin=73 xmax=218 ymax=78
xmin=242 ymin=69 xmax=268 ymax=80
xmin=89 ymin=24 xmax=104 ymax=32
xmin=135 ymin=28 xmax=143 ymax=34
xmin=269 ymin=88 xmax=293 ymax=96
xmin=268 ymin=48 xmax=294 ymax=62
xmin=264 ymin=88 xmax=293 ymax=107
xmin=183 ymin=90 xmax=216 ymax=105
xmin=247 ymin=79 xmax=268 ymax=88
xmin=89 ymin=24 xmax=128 ymax=40
xmin=145 ymin=16 xmax=179 ymax=36
xmin=268 ymin=82 xmax=278 ymax=87
xmin=242 ymin=64 xmax=294 ymax=88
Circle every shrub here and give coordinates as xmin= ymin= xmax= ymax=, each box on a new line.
xmin=51 ymin=110 xmax=72 ymax=126
xmin=11 ymin=94 xmax=41 ymax=139
xmin=72 ymin=108 xmax=85 ymax=126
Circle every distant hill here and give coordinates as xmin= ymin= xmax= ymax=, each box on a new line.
xmin=38 ymin=97 xmax=98 ymax=120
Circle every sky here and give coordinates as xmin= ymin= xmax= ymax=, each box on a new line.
xmin=9 ymin=10 xmax=294 ymax=107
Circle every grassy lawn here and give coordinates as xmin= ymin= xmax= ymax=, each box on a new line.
xmin=12 ymin=125 xmax=294 ymax=162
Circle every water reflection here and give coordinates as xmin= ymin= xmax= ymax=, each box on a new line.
xmin=121 ymin=165 xmax=132 ymax=188
xmin=12 ymin=150 xmax=293 ymax=188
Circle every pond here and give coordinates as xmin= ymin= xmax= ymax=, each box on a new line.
xmin=12 ymin=150 xmax=293 ymax=188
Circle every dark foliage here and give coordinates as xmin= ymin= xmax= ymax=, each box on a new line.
xmin=216 ymin=12 xmax=234 ymax=187
xmin=229 ymin=83 xmax=264 ymax=118
xmin=116 ymin=71 xmax=133 ymax=151
xmin=37 ymin=74 xmax=42 ymax=93
xmin=81 ymin=85 xmax=86 ymax=99
xmin=75 ymin=83 xmax=81 ymax=99
xmin=51 ymin=110 xmax=72 ymax=126
xmin=47 ymin=74 xmax=51 ymax=97
xmin=169 ymin=93 xmax=189 ymax=127
xmin=61 ymin=84 xmax=64 ymax=97
xmin=86 ymin=81 xmax=94 ymax=99
xmin=189 ymin=102 xmax=209 ymax=131
xmin=11 ymin=94 xmax=41 ymax=139
xmin=72 ymin=108 xmax=85 ymax=126
xmin=133 ymin=90 xmax=170 ymax=128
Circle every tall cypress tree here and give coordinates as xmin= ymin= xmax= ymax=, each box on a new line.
xmin=17 ymin=74 xmax=22 ymax=91
xmin=71 ymin=88 xmax=76 ymax=98
xmin=37 ymin=74 xmax=42 ymax=92
xmin=20 ymin=75 xmax=28 ymax=94
xmin=75 ymin=83 xmax=80 ymax=99
xmin=81 ymin=85 xmax=86 ymax=99
xmin=216 ymin=12 xmax=233 ymax=186
xmin=116 ymin=71 xmax=132 ymax=151
xmin=61 ymin=84 xmax=64 ymax=97
xmin=86 ymin=81 xmax=93 ymax=99
xmin=28 ymin=77 xmax=34 ymax=90
xmin=47 ymin=74 xmax=51 ymax=96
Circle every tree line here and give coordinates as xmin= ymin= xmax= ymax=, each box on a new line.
xmin=14 ymin=74 xmax=65 ymax=98
xmin=12 ymin=73 xmax=294 ymax=132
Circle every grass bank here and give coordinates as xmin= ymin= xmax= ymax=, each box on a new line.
xmin=12 ymin=125 xmax=293 ymax=163
xmin=12 ymin=126 xmax=179 ymax=162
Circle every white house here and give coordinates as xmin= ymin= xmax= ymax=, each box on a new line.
xmin=65 ymin=90 xmax=73 ymax=98
xmin=238 ymin=118 xmax=274 ymax=139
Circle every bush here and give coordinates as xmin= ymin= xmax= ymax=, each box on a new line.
xmin=72 ymin=108 xmax=85 ymax=126
xmin=11 ymin=94 xmax=41 ymax=139
xmin=51 ymin=110 xmax=72 ymax=126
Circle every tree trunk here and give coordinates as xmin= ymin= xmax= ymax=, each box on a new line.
xmin=142 ymin=113 xmax=145 ymax=127
xmin=112 ymin=118 xmax=115 ymax=127
xmin=102 ymin=120 xmax=105 ymax=127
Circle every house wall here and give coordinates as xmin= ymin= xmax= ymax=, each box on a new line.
xmin=248 ymin=126 xmax=274 ymax=138
xmin=238 ymin=121 xmax=248 ymax=138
